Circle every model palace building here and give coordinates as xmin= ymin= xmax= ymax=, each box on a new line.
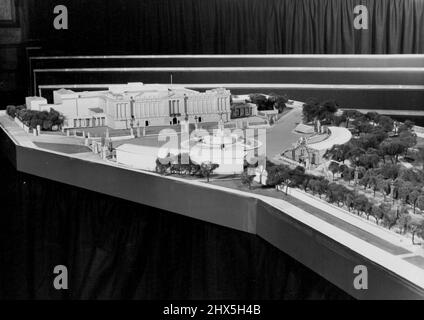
xmin=25 ymin=83 xmax=232 ymax=129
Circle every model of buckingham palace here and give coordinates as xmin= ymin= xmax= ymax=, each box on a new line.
xmin=25 ymin=83 xmax=232 ymax=129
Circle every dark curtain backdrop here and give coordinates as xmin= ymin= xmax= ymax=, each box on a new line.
xmin=0 ymin=155 xmax=351 ymax=300
xmin=24 ymin=0 xmax=424 ymax=54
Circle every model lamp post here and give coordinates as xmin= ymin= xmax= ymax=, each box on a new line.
xmin=354 ymin=165 xmax=360 ymax=192
xmin=390 ymin=180 xmax=396 ymax=200
xmin=130 ymin=117 xmax=135 ymax=136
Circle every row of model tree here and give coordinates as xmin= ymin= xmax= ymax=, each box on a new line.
xmin=155 ymin=153 xmax=219 ymax=182
xmin=323 ymin=109 xmax=424 ymax=212
xmin=6 ymin=104 xmax=64 ymax=131
xmin=328 ymin=162 xmax=424 ymax=212
xmin=301 ymin=99 xmax=416 ymax=144
xmin=266 ymin=163 xmax=424 ymax=244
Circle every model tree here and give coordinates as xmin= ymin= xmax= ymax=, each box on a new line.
xmin=200 ymin=161 xmax=219 ymax=182
xmin=411 ymin=221 xmax=424 ymax=245
xmin=399 ymin=130 xmax=417 ymax=156
xmin=302 ymin=99 xmax=339 ymax=124
xmin=358 ymin=150 xmax=380 ymax=169
xmin=379 ymin=140 xmax=407 ymax=163
xmin=6 ymin=104 xmax=26 ymax=118
xmin=344 ymin=192 xmax=355 ymax=211
xmin=368 ymin=174 xmax=384 ymax=197
xmin=240 ymin=171 xmax=255 ymax=190
xmin=377 ymin=115 xmax=394 ymax=132
xmin=266 ymin=164 xmax=291 ymax=194
xmin=326 ymin=183 xmax=344 ymax=206
xmin=308 ymin=179 xmax=319 ymax=196
xmin=319 ymin=100 xmax=339 ymax=122
xmin=380 ymin=163 xmax=400 ymax=180
xmin=342 ymin=110 xmax=364 ymax=128
xmin=6 ymin=105 xmax=16 ymax=117
xmin=397 ymin=181 xmax=413 ymax=204
xmin=371 ymin=205 xmax=384 ymax=225
xmin=365 ymin=111 xmax=380 ymax=123
xmin=155 ymin=158 xmax=169 ymax=175
xmin=341 ymin=166 xmax=354 ymax=184
xmin=413 ymin=147 xmax=424 ymax=170
xmin=156 ymin=153 xmax=173 ymax=175
xmin=317 ymin=179 xmax=328 ymax=198
xmin=12 ymin=107 xmax=64 ymax=131
xmin=249 ymin=94 xmax=274 ymax=110
xmin=268 ymin=93 xmax=288 ymax=113
xmin=302 ymin=99 xmax=320 ymax=123
xmin=397 ymin=214 xmax=412 ymax=235
xmin=328 ymin=162 xmax=340 ymax=181
xmin=416 ymin=195 xmax=424 ymax=212
xmin=325 ymin=143 xmax=353 ymax=163
xmin=353 ymin=194 xmax=369 ymax=216
xmin=375 ymin=176 xmax=389 ymax=200
xmin=383 ymin=208 xmax=399 ymax=230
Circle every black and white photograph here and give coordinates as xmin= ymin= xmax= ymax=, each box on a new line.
xmin=1 ymin=0 xmax=424 ymax=308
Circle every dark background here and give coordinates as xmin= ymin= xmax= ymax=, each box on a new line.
xmin=2 ymin=0 xmax=424 ymax=105
xmin=0 ymin=154 xmax=351 ymax=299
xmin=23 ymin=0 xmax=424 ymax=55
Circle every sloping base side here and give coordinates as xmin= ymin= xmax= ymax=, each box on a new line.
xmin=0 ymin=154 xmax=351 ymax=299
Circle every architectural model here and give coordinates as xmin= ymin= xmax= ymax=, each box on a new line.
xmin=2 ymin=83 xmax=424 ymax=299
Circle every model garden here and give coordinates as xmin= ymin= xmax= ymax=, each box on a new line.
xmin=258 ymin=100 xmax=424 ymax=245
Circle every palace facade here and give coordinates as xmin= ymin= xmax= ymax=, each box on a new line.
xmin=26 ymin=83 xmax=232 ymax=129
